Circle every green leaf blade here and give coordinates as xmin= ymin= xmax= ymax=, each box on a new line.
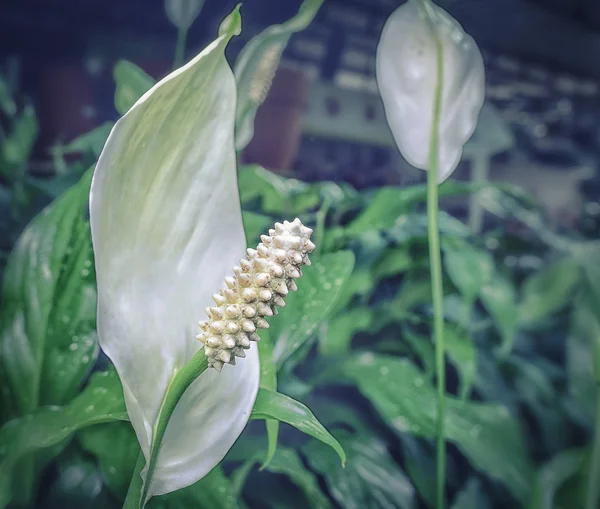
xmin=251 ymin=388 xmax=346 ymax=466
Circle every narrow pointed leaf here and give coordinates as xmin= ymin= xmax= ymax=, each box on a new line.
xmin=78 ymin=422 xmax=140 ymax=500
xmin=0 ymin=171 xmax=98 ymax=422
xmin=480 ymin=273 xmax=518 ymax=355
xmin=113 ymin=61 xmax=156 ymax=115
xmin=251 ymin=388 xmax=345 ymax=465
xmin=443 ymin=240 xmax=494 ymax=303
xmin=444 ymin=325 xmax=476 ymax=399
xmin=339 ymin=354 xmax=534 ymax=502
xmin=451 ymin=478 xmax=491 ymax=509
xmin=271 ymin=250 xmax=355 ymax=368
xmin=304 ymin=430 xmax=416 ymax=509
xmin=0 ymin=369 xmax=127 ymax=508
xmin=518 ymin=257 xmax=581 ymax=326
xmin=527 ymin=448 xmax=586 ymax=509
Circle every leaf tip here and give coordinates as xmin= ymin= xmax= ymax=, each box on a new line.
xmin=219 ymin=4 xmax=243 ymax=37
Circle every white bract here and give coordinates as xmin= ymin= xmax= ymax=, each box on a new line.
xmin=376 ymin=0 xmax=485 ymax=182
xmin=89 ymin=11 xmax=259 ymax=498
xmin=164 ymin=0 xmax=206 ymax=30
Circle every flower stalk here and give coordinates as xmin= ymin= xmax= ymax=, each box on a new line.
xmin=124 ymin=349 xmax=209 ymax=508
xmin=586 ymin=337 xmax=600 ymax=509
xmin=421 ymin=0 xmax=447 ymax=507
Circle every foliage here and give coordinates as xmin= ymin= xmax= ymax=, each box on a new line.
xmin=0 ymin=1 xmax=598 ymax=508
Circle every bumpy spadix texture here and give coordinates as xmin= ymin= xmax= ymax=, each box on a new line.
xmin=376 ymin=0 xmax=485 ymax=182
xmin=89 ymin=9 xmax=259 ymax=499
xmin=198 ymin=218 xmax=315 ymax=370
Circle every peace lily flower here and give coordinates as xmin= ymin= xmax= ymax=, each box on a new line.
xmin=376 ymin=0 xmax=485 ymax=182
xmin=89 ymin=8 xmax=312 ymax=501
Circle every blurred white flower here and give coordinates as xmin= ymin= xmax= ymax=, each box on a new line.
xmin=376 ymin=0 xmax=485 ymax=182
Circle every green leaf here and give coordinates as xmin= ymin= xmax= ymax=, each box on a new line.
xmin=451 ymin=478 xmax=491 ymax=509
xmin=234 ymin=0 xmax=324 ymax=150
xmin=480 ymin=273 xmax=518 ymax=356
xmin=264 ymin=447 xmax=332 ymax=509
xmin=567 ymin=295 xmax=599 ymax=419
xmin=394 ymin=275 xmax=432 ymax=312
xmin=257 ymin=329 xmax=278 ymax=469
xmin=78 ymin=422 xmax=140 ymax=500
xmin=373 ymin=247 xmax=414 ymax=280
xmin=331 ymin=267 xmax=375 ymax=314
xmin=0 ymin=75 xmax=16 ymax=117
xmin=527 ymin=448 xmax=586 ymax=509
xmin=235 ymin=447 xmax=332 ymax=509
xmin=1 ymin=104 xmax=38 ymax=169
xmin=304 ymin=430 xmax=416 ymax=509
xmin=443 ymin=240 xmax=494 ymax=303
xmin=444 ymin=325 xmax=477 ymax=399
xmin=0 ymin=171 xmax=98 ymax=421
xmin=345 ymin=182 xmax=483 ymax=237
xmin=58 ymin=122 xmax=114 ymax=157
xmin=398 ymin=435 xmax=436 ymax=506
xmin=271 ymin=250 xmax=355 ymax=368
xmin=575 ymin=241 xmax=600 ymax=381
xmin=113 ymin=60 xmax=156 ymax=115
xmin=518 ymin=257 xmax=581 ymax=326
xmin=238 ymin=165 xmax=320 ymax=215
xmin=386 ymin=212 xmax=470 ymax=245
xmin=0 ymin=369 xmax=127 ymax=508
xmin=41 ymin=448 xmax=114 ymax=509
xmin=251 ymin=388 xmax=345 ymax=466
xmin=339 ymin=354 xmax=534 ymax=502
xmin=148 ymin=467 xmax=240 ymax=509
xmin=319 ymin=308 xmax=373 ymax=355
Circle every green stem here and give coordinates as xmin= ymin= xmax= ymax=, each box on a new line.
xmin=173 ymin=27 xmax=188 ymax=69
xmin=586 ymin=341 xmax=600 ymax=509
xmin=586 ymin=389 xmax=600 ymax=509
xmin=422 ymin=0 xmax=446 ymax=506
xmin=123 ymin=453 xmax=145 ymax=508
xmin=124 ymin=348 xmax=209 ymax=508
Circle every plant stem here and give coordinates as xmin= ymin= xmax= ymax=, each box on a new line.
xmin=174 ymin=27 xmax=188 ymax=69
xmin=123 ymin=453 xmax=145 ymax=508
xmin=124 ymin=348 xmax=209 ymax=508
xmin=422 ymin=0 xmax=446 ymax=506
xmin=585 ymin=340 xmax=600 ymax=509
xmin=586 ymin=390 xmax=600 ymax=509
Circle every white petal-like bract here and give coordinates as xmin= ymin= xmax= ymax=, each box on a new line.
xmin=376 ymin=0 xmax=485 ymax=182
xmin=90 ymin=10 xmax=260 ymax=497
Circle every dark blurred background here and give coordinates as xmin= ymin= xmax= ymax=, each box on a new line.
xmin=1 ymin=0 xmax=600 ymax=230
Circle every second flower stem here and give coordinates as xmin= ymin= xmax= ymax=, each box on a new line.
xmin=585 ymin=334 xmax=600 ymax=509
xmin=427 ymin=154 xmax=446 ymax=509
xmin=123 ymin=348 xmax=209 ymax=508
xmin=424 ymin=2 xmax=446 ymax=506
xmin=174 ymin=27 xmax=188 ymax=69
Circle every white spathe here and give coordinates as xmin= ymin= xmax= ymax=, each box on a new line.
xmin=376 ymin=0 xmax=485 ymax=182
xmin=89 ymin=11 xmax=260 ymax=498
